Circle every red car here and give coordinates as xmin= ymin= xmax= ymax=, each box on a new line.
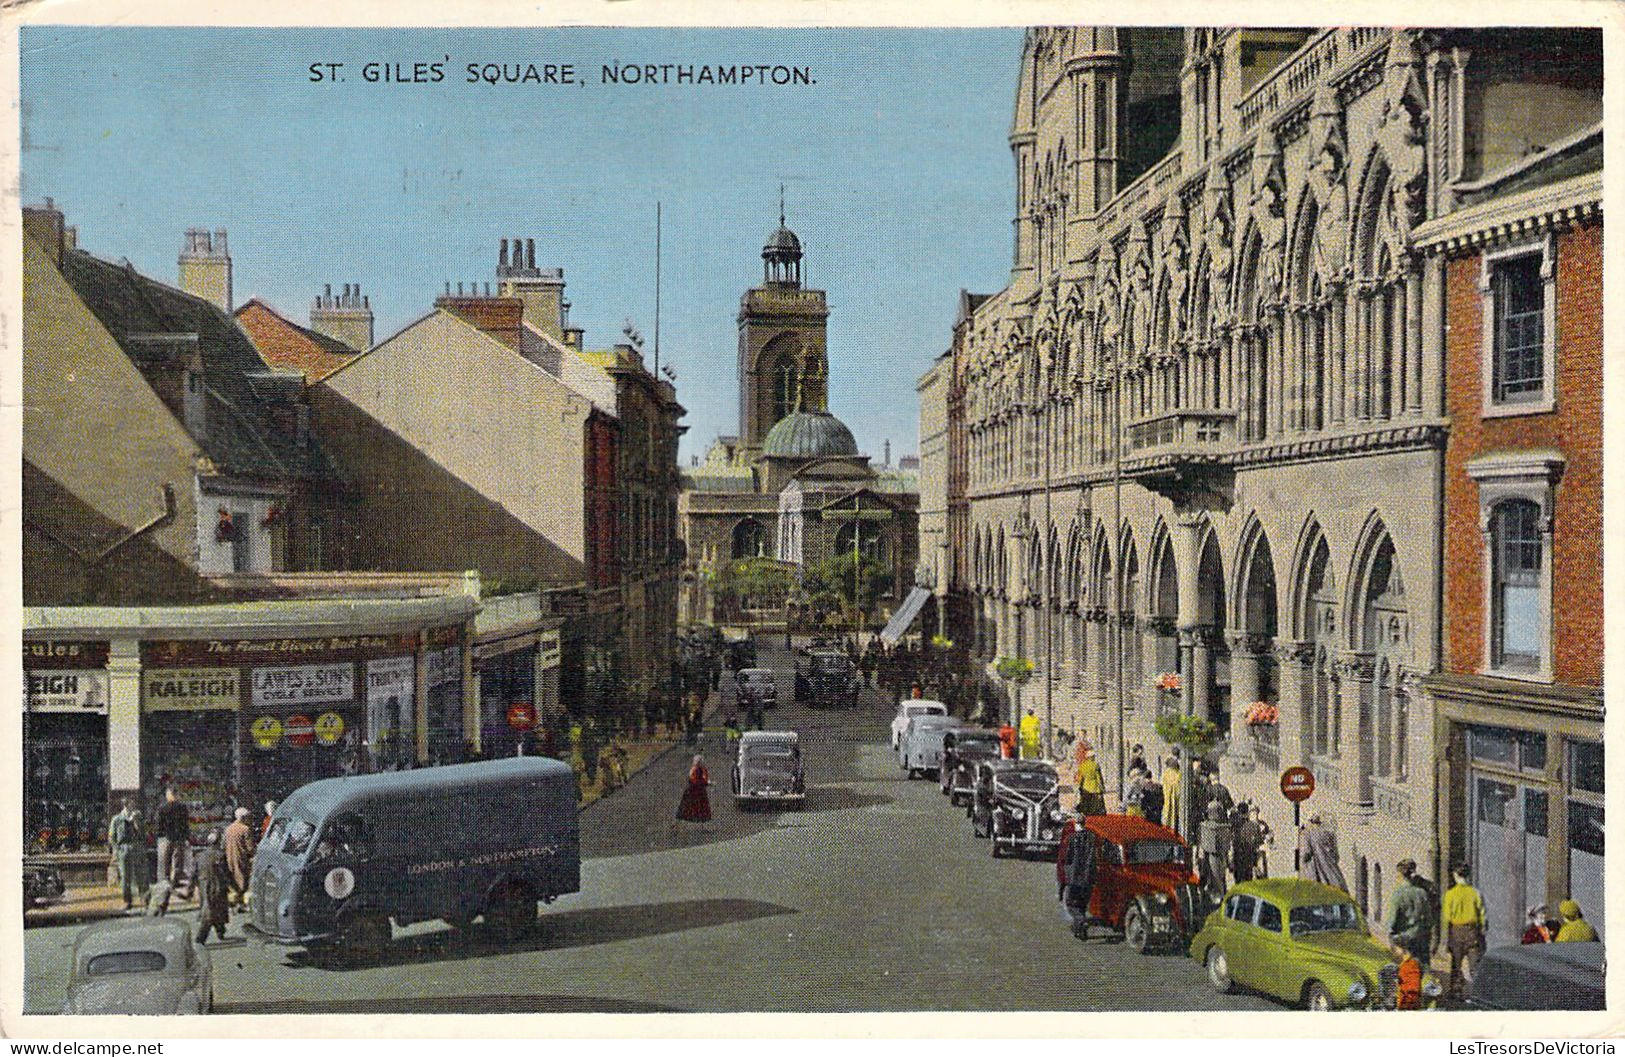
xmin=1056 ymin=814 xmax=1204 ymax=953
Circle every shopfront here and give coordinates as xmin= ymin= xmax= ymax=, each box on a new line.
xmin=474 ymin=625 xmax=563 ymax=758
xmin=24 ymin=641 xmax=110 ymax=853
xmin=1434 ymin=679 xmax=1604 ymax=947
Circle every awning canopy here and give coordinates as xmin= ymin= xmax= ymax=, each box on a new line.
xmin=880 ymin=586 xmax=933 ymax=646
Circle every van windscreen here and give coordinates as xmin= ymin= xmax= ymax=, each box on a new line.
xmin=282 ymin=818 xmax=316 ymax=856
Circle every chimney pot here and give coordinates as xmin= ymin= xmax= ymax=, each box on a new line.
xmin=458 ymin=282 xmax=464 ymax=296
xmin=500 ymin=238 xmax=509 ymax=267
xmin=444 ymin=281 xmax=451 ymax=296
xmin=44 ymin=196 xmax=54 ymax=209
xmin=214 ymin=229 xmax=228 ymax=254
xmin=363 ymin=295 xmax=369 ymax=308
xmin=526 ymin=238 xmax=536 ymax=269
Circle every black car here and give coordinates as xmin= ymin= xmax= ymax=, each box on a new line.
xmin=1467 ymin=941 xmax=1604 ymax=1011
xmin=24 ymin=859 xmax=65 ymax=910
xmin=800 ymin=649 xmax=859 ymax=709
xmin=969 ymin=759 xmax=1064 ymax=858
xmin=939 ymin=728 xmax=1002 ymax=804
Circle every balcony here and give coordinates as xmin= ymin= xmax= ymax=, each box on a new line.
xmin=1121 ymin=408 xmax=1238 ymax=504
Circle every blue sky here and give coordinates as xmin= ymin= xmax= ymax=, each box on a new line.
xmin=21 ymin=27 xmax=1023 ymax=464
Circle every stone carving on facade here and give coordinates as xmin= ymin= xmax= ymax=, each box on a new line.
xmin=1248 ymin=126 xmax=1288 ymax=301
xmin=1272 ymin=639 xmax=1317 ymax=666
xmin=1305 ymin=84 xmax=1351 ymax=282
xmin=1228 ymin=631 xmax=1276 ymax=656
xmin=1202 ymin=167 xmax=1236 ymax=325
xmin=1336 ymin=652 xmax=1376 ymax=681
xmin=1375 ymin=31 xmax=1429 ymax=242
xmin=1159 ymin=195 xmax=1192 ymax=337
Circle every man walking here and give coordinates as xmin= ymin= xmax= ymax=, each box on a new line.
xmin=1386 ymin=858 xmax=1435 ymax=964
xmin=107 ymin=797 xmax=149 ymax=912
xmin=223 ymin=807 xmax=256 ymax=911
xmin=1442 ymin=863 xmax=1486 ymax=998
xmin=153 ymin=786 xmax=191 ymax=887
xmin=1297 ymin=814 xmax=1348 ymax=891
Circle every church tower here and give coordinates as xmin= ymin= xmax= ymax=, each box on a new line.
xmin=737 ymin=193 xmax=830 ymax=449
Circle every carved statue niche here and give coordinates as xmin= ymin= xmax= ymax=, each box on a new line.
xmin=1305 ymin=85 xmax=1350 ymax=282
xmin=1126 ymin=220 xmax=1153 ymax=354
xmin=1203 ymin=168 xmax=1236 ymax=324
xmin=1248 ymin=126 xmax=1288 ymax=302
xmin=1375 ymin=31 xmax=1430 ymax=241
xmin=1160 ymin=196 xmax=1191 ymax=337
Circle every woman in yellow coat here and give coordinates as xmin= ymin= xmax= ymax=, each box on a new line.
xmin=1075 ymin=745 xmax=1105 ymax=816
xmin=1019 ymin=708 xmax=1042 ymax=759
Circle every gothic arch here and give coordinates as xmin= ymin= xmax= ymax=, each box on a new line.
xmin=1148 ymin=519 xmax=1178 ymax=622
xmin=1345 ymin=510 xmax=1410 ymax=657
xmin=1289 ymin=515 xmax=1335 ymax=642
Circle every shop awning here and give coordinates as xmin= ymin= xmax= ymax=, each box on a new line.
xmin=879 ymin=586 xmax=932 ymax=646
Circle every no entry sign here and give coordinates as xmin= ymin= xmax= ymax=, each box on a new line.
xmin=507 ymin=702 xmax=538 ymax=731
xmin=285 ymin=714 xmax=315 ymax=748
xmin=1280 ymin=766 xmax=1316 ymax=803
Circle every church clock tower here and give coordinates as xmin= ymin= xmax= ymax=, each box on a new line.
xmin=737 ymin=195 xmax=830 ymax=449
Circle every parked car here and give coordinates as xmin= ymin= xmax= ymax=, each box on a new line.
xmin=62 ymin=917 xmax=213 ymax=1014
xmin=890 ymin=699 xmax=947 ymax=751
xmin=736 ymin=667 xmax=778 ymax=710
xmin=1467 ymin=941 xmax=1605 ymax=1011
xmin=898 ymin=713 xmax=960 ymax=779
xmin=969 ymin=759 xmax=1063 ymax=858
xmin=939 ymin=728 xmax=1001 ymax=803
xmin=723 ymin=632 xmax=757 ymax=671
xmin=1189 ymin=878 xmax=1443 ymax=1010
xmin=246 ymin=757 xmax=580 ymax=959
xmin=1056 ymin=814 xmax=1204 ymax=953
xmin=24 ymin=858 xmax=65 ymax=910
xmin=732 ymin=730 xmax=806 ymax=807
xmin=799 ymin=649 xmax=859 ymax=709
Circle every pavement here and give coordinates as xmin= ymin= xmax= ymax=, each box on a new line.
xmin=22 ymin=641 xmax=1279 ymax=1014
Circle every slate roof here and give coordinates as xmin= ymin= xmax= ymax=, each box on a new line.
xmin=58 ymin=249 xmax=334 ymax=484
xmin=234 ymin=298 xmax=361 ymax=381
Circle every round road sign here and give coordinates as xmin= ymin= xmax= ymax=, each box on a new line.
xmin=249 ymin=716 xmax=283 ymax=750
xmin=507 ymin=702 xmax=538 ymax=731
xmin=286 ymin=714 xmax=315 ymax=748
xmin=314 ymin=711 xmax=346 ymax=746
xmin=1280 ymin=766 xmax=1316 ymax=803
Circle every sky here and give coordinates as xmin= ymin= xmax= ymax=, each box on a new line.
xmin=20 ymin=26 xmax=1024 ymax=465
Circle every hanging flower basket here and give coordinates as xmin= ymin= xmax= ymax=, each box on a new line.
xmin=930 ymin=633 xmax=955 ymax=650
xmin=261 ymin=504 xmax=284 ymax=528
xmin=1244 ymin=701 xmax=1279 ymax=726
xmin=214 ymin=508 xmax=237 ymax=543
xmin=1154 ymin=671 xmax=1181 ymax=692
xmin=995 ymin=656 xmax=1034 ymax=684
xmin=1153 ymin=712 xmax=1219 ymax=755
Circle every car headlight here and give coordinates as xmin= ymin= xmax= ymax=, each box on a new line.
xmin=1153 ymin=892 xmax=1171 ymax=905
xmin=1347 ymin=981 xmax=1368 ymax=1003
xmin=1009 ymin=807 xmax=1026 ymax=820
xmin=1048 ymin=808 xmax=1065 ymax=823
xmin=1422 ymin=977 xmax=1443 ymax=998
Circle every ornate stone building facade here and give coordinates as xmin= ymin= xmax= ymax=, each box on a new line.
xmin=937 ymin=27 xmax=1601 ymax=922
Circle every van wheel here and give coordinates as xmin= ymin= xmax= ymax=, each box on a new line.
xmin=486 ymin=882 xmax=535 ymax=939
xmin=1206 ymin=946 xmax=1234 ymax=993
xmin=338 ymin=909 xmax=391 ymax=961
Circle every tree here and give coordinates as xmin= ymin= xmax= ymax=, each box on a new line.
xmin=803 ymin=552 xmax=892 ymax=621
xmin=713 ymin=557 xmax=795 ymax=612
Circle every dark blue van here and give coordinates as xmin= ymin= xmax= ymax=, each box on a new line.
xmin=246 ymin=757 xmax=580 ymax=957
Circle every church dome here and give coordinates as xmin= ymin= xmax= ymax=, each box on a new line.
xmin=761 ymin=411 xmax=858 ymax=460
xmin=763 ymin=224 xmax=802 ymax=261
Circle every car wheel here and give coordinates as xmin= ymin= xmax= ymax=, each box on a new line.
xmin=338 ymin=909 xmax=391 ymax=961
xmin=1206 ymin=946 xmax=1234 ymax=993
xmin=1303 ymin=981 xmax=1335 ymax=1011
xmin=485 ymin=881 xmax=535 ymax=940
xmin=1123 ymin=902 xmax=1151 ymax=954
xmin=991 ymin=839 xmax=1004 ymax=859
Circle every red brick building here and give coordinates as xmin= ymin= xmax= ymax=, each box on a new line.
xmin=1414 ymin=126 xmax=1602 ymax=946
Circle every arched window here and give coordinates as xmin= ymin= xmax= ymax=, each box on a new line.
xmin=774 ymin=359 xmax=799 ymax=422
xmin=731 ymin=518 xmax=767 ymax=560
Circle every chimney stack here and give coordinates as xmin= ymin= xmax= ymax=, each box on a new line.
xmin=177 ymin=225 xmax=233 ymax=311
xmin=22 ymin=198 xmax=67 ymax=265
xmin=309 ymin=280 xmax=374 ymax=351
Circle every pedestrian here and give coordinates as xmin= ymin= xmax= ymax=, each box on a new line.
xmin=1019 ymin=708 xmax=1041 ymax=760
xmin=1128 ymin=743 xmax=1147 ymax=777
xmin=1203 ymin=768 xmax=1235 ymax=825
xmin=153 ymin=786 xmax=191 ymax=886
xmin=1555 ymin=899 xmax=1598 ymax=942
xmin=189 ymin=829 xmax=231 ymax=944
xmin=1385 ymin=858 xmax=1434 ymax=963
xmin=1297 ymin=814 xmax=1348 ymax=891
xmin=580 ymin=722 xmax=602 ymax=786
xmin=259 ymin=800 xmax=277 ymax=841
xmin=1250 ymin=805 xmax=1274 ymax=878
xmin=223 ymin=807 xmax=256 ymax=911
xmin=602 ymin=740 xmax=629 ymax=792
xmin=1161 ymin=758 xmax=1183 ymax=834
xmin=106 ymin=797 xmax=149 ymax=912
xmin=1075 ymin=745 xmax=1106 ymax=816
xmin=1522 ymin=905 xmax=1553 ymax=944
xmin=675 ymin=754 xmax=712 ymax=828
xmin=1122 ymin=767 xmax=1146 ymax=817
xmin=1141 ymin=771 xmax=1165 ymax=827
xmin=723 ymin=714 xmax=741 ymax=747
xmin=1393 ymin=945 xmax=1424 ymax=1011
xmin=1232 ymin=802 xmax=1264 ymax=884
xmin=1442 ymin=863 xmax=1486 ymax=999
xmin=997 ymin=720 xmax=1017 ymax=761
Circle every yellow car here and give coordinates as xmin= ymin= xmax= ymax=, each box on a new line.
xmin=1189 ymin=878 xmax=1442 ymax=1010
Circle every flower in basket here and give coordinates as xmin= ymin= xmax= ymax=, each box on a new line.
xmin=261 ymin=503 xmax=284 ymax=528
xmin=1155 ymin=671 xmax=1181 ymax=692
xmin=930 ymin=633 xmax=956 ymax=650
xmin=1245 ymin=701 xmax=1279 ymax=726
xmin=214 ymin=507 xmax=237 ymax=543
xmin=995 ymin=656 xmax=1035 ymax=684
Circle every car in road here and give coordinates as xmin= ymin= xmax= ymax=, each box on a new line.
xmin=732 ymin=730 xmax=806 ymax=807
xmin=1056 ymin=814 xmax=1203 ymax=953
xmin=969 ymin=759 xmax=1063 ymax=858
xmin=898 ymin=713 xmax=959 ymax=779
xmin=723 ymin=632 xmax=757 ymax=671
xmin=61 ymin=917 xmax=213 ymax=1014
xmin=736 ymin=667 xmax=778 ymax=711
xmin=24 ymin=858 xmax=65 ymax=910
xmin=1190 ymin=878 xmax=1443 ymax=1010
xmin=889 ymin=698 xmax=947 ymax=751
xmin=246 ymin=757 xmax=580 ymax=960
xmin=797 ymin=649 xmax=859 ymax=709
xmin=1466 ymin=940 xmax=1605 ymax=1011
xmin=938 ymin=728 xmax=1001 ymax=803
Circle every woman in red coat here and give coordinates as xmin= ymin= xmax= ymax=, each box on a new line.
xmin=676 ymin=754 xmax=712 ymax=824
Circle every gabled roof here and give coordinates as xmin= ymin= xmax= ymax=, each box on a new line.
xmin=519 ymin=323 xmax=617 ymax=415
xmin=57 ymin=249 xmax=333 ymax=483
xmin=234 ymin=298 xmax=361 ymax=381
